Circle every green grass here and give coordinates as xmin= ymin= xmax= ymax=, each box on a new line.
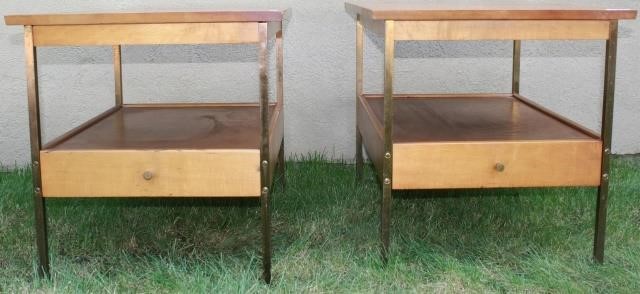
xmin=1 ymin=155 xmax=639 ymax=292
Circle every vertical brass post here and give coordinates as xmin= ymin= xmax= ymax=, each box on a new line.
xmin=381 ymin=20 xmax=394 ymax=264
xmin=276 ymin=26 xmax=284 ymax=110
xmin=355 ymin=14 xmax=364 ymax=181
xmin=511 ymin=40 xmax=522 ymax=119
xmin=512 ymin=40 xmax=521 ymax=94
xmin=113 ymin=45 xmax=123 ymax=107
xmin=258 ymin=22 xmax=272 ymax=283
xmin=594 ymin=20 xmax=618 ymax=264
xmin=25 ymin=25 xmax=50 ymax=278
xmin=278 ymin=137 xmax=285 ymax=190
xmin=276 ymin=24 xmax=286 ymax=189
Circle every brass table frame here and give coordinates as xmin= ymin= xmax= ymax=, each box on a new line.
xmin=9 ymin=12 xmax=286 ymax=283
xmin=352 ymin=13 xmax=628 ymax=263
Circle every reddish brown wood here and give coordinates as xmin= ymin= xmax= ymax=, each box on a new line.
xmin=5 ymin=9 xmax=290 ymax=25
xmin=362 ymin=94 xmax=595 ymax=143
xmin=42 ymin=105 xmax=121 ymax=149
xmin=45 ymin=105 xmax=276 ymax=151
xmin=513 ymin=93 xmax=600 ymax=139
xmin=345 ymin=2 xmax=637 ymax=21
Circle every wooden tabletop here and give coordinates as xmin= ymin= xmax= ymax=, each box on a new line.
xmin=345 ymin=2 xmax=637 ymax=21
xmin=5 ymin=9 xmax=290 ymax=26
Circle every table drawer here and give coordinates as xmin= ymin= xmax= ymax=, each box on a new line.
xmin=40 ymin=150 xmax=261 ymax=197
xmin=393 ymin=140 xmax=602 ymax=189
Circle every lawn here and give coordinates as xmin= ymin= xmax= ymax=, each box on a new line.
xmin=1 ymin=155 xmax=639 ymax=292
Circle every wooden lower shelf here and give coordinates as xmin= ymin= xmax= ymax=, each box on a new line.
xmin=40 ymin=103 xmax=283 ymax=197
xmin=357 ymin=94 xmax=602 ymax=189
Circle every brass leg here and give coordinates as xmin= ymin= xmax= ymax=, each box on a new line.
xmin=275 ymin=23 xmax=285 ymax=192
xmin=258 ymin=22 xmax=272 ymax=283
xmin=512 ymin=40 xmax=521 ymax=94
xmin=381 ymin=20 xmax=395 ymax=264
xmin=113 ymin=45 xmax=123 ymax=107
xmin=260 ymin=185 xmax=272 ymax=283
xmin=356 ymin=129 xmax=364 ymax=181
xmin=278 ymin=138 xmax=286 ymax=190
xmin=355 ymin=14 xmax=364 ymax=181
xmin=381 ymin=179 xmax=392 ymax=264
xmin=25 ymin=25 xmax=50 ymax=278
xmin=594 ymin=20 xmax=618 ymax=264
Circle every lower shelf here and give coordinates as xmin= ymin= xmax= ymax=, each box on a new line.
xmin=357 ymin=93 xmax=602 ymax=189
xmin=40 ymin=104 xmax=283 ymax=197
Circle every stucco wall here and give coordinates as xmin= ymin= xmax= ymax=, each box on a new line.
xmin=1 ymin=0 xmax=639 ymax=166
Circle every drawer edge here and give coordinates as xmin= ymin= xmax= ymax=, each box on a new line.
xmin=40 ymin=149 xmax=261 ymax=197
xmin=393 ymin=140 xmax=602 ymax=189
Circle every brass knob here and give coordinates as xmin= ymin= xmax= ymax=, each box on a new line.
xmin=495 ymin=163 xmax=505 ymax=172
xmin=143 ymin=171 xmax=153 ymax=180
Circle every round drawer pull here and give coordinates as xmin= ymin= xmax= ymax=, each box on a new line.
xmin=143 ymin=171 xmax=154 ymax=180
xmin=495 ymin=163 xmax=505 ymax=172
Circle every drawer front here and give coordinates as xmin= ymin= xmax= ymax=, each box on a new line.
xmin=40 ymin=150 xmax=261 ymax=197
xmin=393 ymin=140 xmax=602 ymax=189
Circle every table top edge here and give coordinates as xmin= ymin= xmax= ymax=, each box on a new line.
xmin=5 ymin=9 xmax=291 ymax=26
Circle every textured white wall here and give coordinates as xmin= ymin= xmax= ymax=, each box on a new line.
xmin=1 ymin=0 xmax=639 ymax=166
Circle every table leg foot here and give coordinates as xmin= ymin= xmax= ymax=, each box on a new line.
xmin=261 ymin=187 xmax=272 ymax=283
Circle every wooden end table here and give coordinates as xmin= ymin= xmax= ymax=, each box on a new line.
xmin=5 ymin=9 xmax=289 ymax=283
xmin=346 ymin=2 xmax=636 ymax=262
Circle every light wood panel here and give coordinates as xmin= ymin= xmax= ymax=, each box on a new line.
xmin=33 ymin=22 xmax=259 ymax=46
xmin=393 ymin=140 xmax=602 ymax=189
xmin=395 ymin=20 xmax=610 ymax=40
xmin=40 ymin=150 xmax=260 ymax=197
xmin=5 ymin=10 xmax=290 ymax=25
xmin=345 ymin=3 xmax=637 ymax=21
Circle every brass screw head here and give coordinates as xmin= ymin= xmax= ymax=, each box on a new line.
xmin=602 ymin=173 xmax=609 ymax=181
xmin=262 ymin=160 xmax=268 ymax=168
xmin=604 ymin=148 xmax=611 ymax=154
xmin=384 ymin=152 xmax=391 ymax=159
xmin=33 ymin=161 xmax=39 ymax=166
xmin=262 ymin=187 xmax=269 ymax=194
xmin=384 ymin=178 xmax=391 ymax=185
xmin=34 ymin=187 xmax=41 ymax=194
xmin=495 ymin=163 xmax=505 ymax=172
xmin=143 ymin=171 xmax=153 ymax=180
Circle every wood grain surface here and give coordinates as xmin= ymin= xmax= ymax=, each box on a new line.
xmin=346 ymin=2 xmax=636 ymax=21
xmin=40 ymin=149 xmax=262 ymax=197
xmin=363 ymin=94 xmax=596 ymax=143
xmin=394 ymin=20 xmax=610 ymax=40
xmin=5 ymin=9 xmax=290 ymax=25
xmin=40 ymin=104 xmax=284 ymax=197
xmin=32 ymin=23 xmax=260 ymax=46
xmin=358 ymin=94 xmax=602 ymax=188
xmin=393 ymin=140 xmax=602 ymax=189
xmin=46 ymin=105 xmax=275 ymax=150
